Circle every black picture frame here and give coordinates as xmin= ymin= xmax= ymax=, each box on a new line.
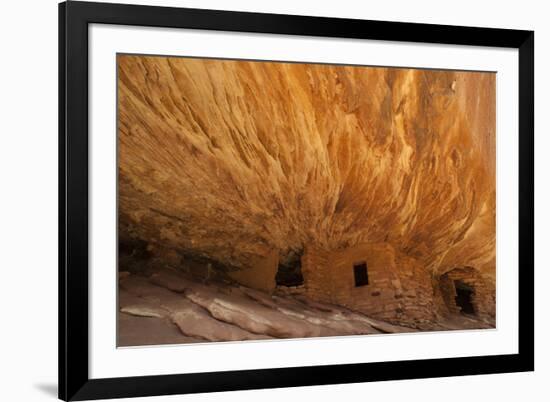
xmin=59 ymin=1 xmax=534 ymax=400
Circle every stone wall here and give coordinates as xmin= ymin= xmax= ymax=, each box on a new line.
xmin=438 ymin=267 xmax=495 ymax=320
xmin=229 ymin=243 xmax=493 ymax=327
xmin=301 ymin=243 xmax=437 ymax=327
xmin=301 ymin=245 xmax=332 ymax=302
xmin=394 ymin=255 xmax=438 ymax=325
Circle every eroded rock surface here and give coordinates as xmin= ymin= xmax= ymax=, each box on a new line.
xmin=118 ymin=56 xmax=495 ymax=279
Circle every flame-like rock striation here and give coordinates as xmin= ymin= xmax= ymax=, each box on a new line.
xmin=117 ymin=55 xmax=495 ymax=279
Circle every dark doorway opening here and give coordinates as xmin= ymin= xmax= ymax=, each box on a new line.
xmin=276 ymin=251 xmax=304 ymax=287
xmin=454 ymin=281 xmax=475 ymax=315
xmin=353 ymin=262 xmax=369 ymax=287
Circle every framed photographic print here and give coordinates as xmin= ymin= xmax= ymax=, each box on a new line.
xmin=59 ymin=1 xmax=534 ymax=400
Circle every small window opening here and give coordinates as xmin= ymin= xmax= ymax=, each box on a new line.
xmin=454 ymin=280 xmax=475 ymax=315
xmin=353 ymin=262 xmax=369 ymax=287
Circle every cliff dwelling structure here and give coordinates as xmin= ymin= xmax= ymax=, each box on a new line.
xmin=117 ymin=54 xmax=496 ymax=346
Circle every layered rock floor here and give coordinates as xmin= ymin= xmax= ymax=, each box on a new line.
xmin=118 ymin=268 xmax=492 ymax=347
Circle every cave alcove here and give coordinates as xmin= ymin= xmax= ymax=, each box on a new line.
xmin=275 ymin=251 xmax=304 ymax=287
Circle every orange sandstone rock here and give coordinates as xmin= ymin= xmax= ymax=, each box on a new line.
xmin=117 ymin=55 xmax=496 ymax=326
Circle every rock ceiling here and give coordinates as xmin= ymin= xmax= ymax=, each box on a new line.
xmin=117 ymin=55 xmax=496 ymax=277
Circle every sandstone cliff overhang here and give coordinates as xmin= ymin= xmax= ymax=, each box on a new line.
xmin=117 ymin=55 xmax=496 ymax=281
